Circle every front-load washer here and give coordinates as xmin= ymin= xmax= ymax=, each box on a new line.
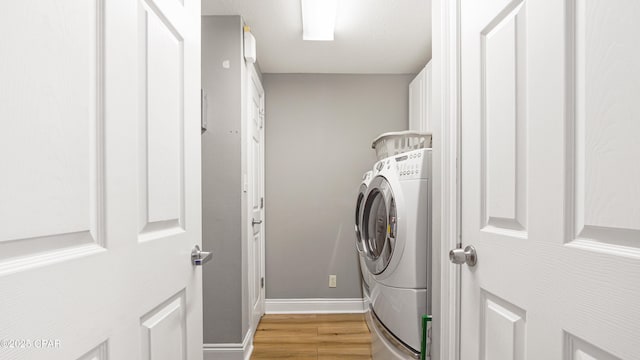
xmin=360 ymin=148 xmax=432 ymax=354
xmin=355 ymin=170 xmax=373 ymax=305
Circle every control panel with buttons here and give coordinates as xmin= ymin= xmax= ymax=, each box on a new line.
xmin=372 ymin=149 xmax=431 ymax=180
xmin=395 ymin=149 xmax=430 ymax=180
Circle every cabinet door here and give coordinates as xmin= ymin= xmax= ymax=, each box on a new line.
xmin=409 ymin=67 xmax=426 ymax=131
xmin=423 ymin=62 xmax=432 ymax=132
xmin=409 ymin=62 xmax=432 ymax=132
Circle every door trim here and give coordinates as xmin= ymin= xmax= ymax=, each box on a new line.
xmin=432 ymin=0 xmax=461 ymax=359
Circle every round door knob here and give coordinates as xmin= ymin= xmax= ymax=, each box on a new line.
xmin=449 ymin=245 xmax=477 ymax=267
xmin=449 ymin=248 xmax=466 ymax=264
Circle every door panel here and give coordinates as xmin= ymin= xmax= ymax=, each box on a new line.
xmin=248 ymin=65 xmax=265 ymax=328
xmin=567 ymin=0 xmax=640 ymax=250
xmin=139 ymin=0 xmax=185 ymax=237
xmin=0 ymin=0 xmax=202 ymax=359
xmin=140 ymin=292 xmax=187 ymax=360
xmin=480 ymin=0 xmax=527 ymax=235
xmin=565 ymin=334 xmax=623 ymax=360
xmin=480 ymin=292 xmax=526 ymax=360
xmin=0 ymin=0 xmax=104 ymax=264
xmin=79 ymin=343 xmax=108 ymax=360
xmin=461 ymin=0 xmax=640 ymax=359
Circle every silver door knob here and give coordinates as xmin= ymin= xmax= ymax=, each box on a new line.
xmin=191 ymin=245 xmax=213 ymax=266
xmin=449 ymin=245 xmax=477 ymax=266
xmin=252 ymin=218 xmax=263 ymax=226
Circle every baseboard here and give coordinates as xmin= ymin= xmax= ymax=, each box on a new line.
xmin=265 ymin=298 xmax=365 ymax=314
xmin=203 ymin=328 xmax=254 ymax=360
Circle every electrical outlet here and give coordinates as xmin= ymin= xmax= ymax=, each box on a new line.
xmin=329 ymin=275 xmax=337 ymax=288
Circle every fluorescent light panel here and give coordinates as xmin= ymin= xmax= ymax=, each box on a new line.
xmin=301 ymin=0 xmax=338 ymax=41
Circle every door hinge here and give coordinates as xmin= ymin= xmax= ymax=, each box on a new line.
xmin=260 ymin=197 xmax=264 ymax=209
xmin=261 ymin=277 xmax=264 ymax=288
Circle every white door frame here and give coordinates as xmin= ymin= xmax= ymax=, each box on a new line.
xmin=431 ymin=0 xmax=461 ymax=359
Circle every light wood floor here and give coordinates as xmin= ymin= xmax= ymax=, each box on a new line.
xmin=251 ymin=313 xmax=372 ymax=360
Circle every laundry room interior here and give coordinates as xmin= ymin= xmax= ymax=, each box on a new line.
xmin=201 ymin=0 xmax=434 ymax=359
xmin=2 ymin=0 xmax=638 ymax=359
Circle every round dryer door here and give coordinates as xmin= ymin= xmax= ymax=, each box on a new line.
xmin=362 ymin=176 xmax=397 ymax=275
xmin=355 ymin=183 xmax=368 ymax=254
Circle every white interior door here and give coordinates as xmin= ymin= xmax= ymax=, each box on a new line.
xmin=460 ymin=0 xmax=640 ymax=359
xmin=0 ymin=0 xmax=202 ymax=359
xmin=248 ymin=64 xmax=265 ymax=328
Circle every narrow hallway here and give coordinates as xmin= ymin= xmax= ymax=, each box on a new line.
xmin=252 ymin=314 xmax=372 ymax=360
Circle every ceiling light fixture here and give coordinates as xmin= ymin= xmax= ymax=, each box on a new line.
xmin=301 ymin=0 xmax=338 ymax=41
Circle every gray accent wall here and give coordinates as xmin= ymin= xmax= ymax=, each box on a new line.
xmin=202 ymin=15 xmax=243 ymax=344
xmin=263 ymin=74 xmax=412 ymax=299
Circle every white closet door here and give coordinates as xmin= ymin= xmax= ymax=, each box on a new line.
xmin=0 ymin=0 xmax=203 ymax=359
xmin=248 ymin=64 xmax=266 ymax=329
xmin=459 ymin=0 xmax=640 ymax=359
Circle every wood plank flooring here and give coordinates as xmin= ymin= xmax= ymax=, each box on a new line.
xmin=251 ymin=313 xmax=372 ymax=360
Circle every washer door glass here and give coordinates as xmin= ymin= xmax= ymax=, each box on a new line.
xmin=363 ymin=176 xmax=396 ymax=275
xmin=355 ymin=183 xmax=367 ymax=253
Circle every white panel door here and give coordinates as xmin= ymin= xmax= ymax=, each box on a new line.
xmin=248 ymin=64 xmax=265 ymax=329
xmin=460 ymin=0 xmax=640 ymax=359
xmin=0 ymin=0 xmax=202 ymax=359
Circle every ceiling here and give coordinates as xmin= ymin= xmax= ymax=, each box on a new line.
xmin=202 ymin=0 xmax=431 ymax=74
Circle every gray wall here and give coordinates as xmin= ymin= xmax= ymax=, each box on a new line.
xmin=202 ymin=15 xmax=243 ymax=344
xmin=263 ymin=74 xmax=412 ymax=299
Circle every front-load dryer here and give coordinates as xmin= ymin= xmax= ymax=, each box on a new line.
xmin=355 ymin=170 xmax=373 ymax=305
xmin=360 ymin=148 xmax=432 ymax=354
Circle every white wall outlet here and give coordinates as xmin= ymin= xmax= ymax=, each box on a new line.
xmin=329 ymin=275 xmax=337 ymax=288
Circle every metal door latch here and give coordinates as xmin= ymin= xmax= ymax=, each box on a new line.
xmin=191 ymin=245 xmax=213 ymax=266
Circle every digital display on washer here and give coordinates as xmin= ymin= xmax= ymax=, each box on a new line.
xmin=395 ymin=155 xmax=408 ymax=162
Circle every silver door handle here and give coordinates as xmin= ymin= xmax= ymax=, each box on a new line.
xmin=252 ymin=219 xmax=263 ymax=226
xmin=449 ymin=245 xmax=477 ymax=266
xmin=191 ymin=245 xmax=213 ymax=266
